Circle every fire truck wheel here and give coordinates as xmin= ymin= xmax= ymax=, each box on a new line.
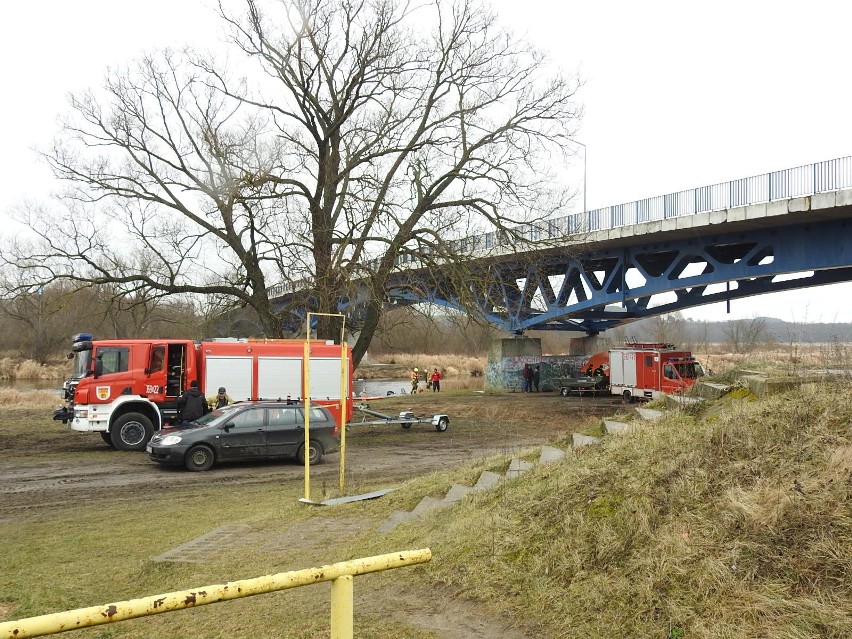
xmin=435 ymin=417 xmax=449 ymax=432
xmin=297 ymin=440 xmax=324 ymax=465
xmin=622 ymin=390 xmax=634 ymax=404
xmin=100 ymin=432 xmax=115 ymax=447
xmin=110 ymin=413 xmax=154 ymax=451
xmin=185 ymin=445 xmax=215 ymax=472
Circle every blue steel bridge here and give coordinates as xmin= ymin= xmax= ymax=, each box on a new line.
xmin=271 ymin=156 xmax=852 ymax=335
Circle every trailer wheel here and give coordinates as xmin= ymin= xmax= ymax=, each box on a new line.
xmin=622 ymin=390 xmax=634 ymax=404
xmin=560 ymin=387 xmax=569 ymax=397
xmin=110 ymin=413 xmax=153 ymax=451
xmin=401 ymin=422 xmax=412 ymax=430
xmin=185 ymin=445 xmax=215 ymax=472
xmin=100 ymin=432 xmax=115 ymax=448
xmin=297 ymin=440 xmax=324 ymax=465
xmin=435 ymin=417 xmax=449 ymax=432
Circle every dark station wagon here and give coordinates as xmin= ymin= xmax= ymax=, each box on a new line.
xmin=147 ymin=401 xmax=339 ymax=471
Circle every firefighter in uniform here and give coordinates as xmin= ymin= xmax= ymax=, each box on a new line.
xmin=208 ymin=386 xmax=233 ymax=410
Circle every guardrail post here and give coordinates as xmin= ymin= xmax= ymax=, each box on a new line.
xmin=330 ymin=575 xmax=354 ymax=639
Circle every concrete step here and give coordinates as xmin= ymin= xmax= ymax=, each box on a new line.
xmin=693 ymin=380 xmax=732 ymax=400
xmin=473 ymin=470 xmax=502 ymax=491
xmin=410 ymin=495 xmax=445 ymax=517
xmin=665 ymin=395 xmax=704 ymax=410
xmin=377 ymin=451 xmax=566 ymax=534
xmin=443 ymin=483 xmax=474 ymax=505
xmin=635 ymin=407 xmax=664 ymax=421
xmin=572 ymin=433 xmax=602 ymax=448
xmin=539 ymin=445 xmax=566 ymax=464
xmin=506 ymin=458 xmax=534 ymax=479
xmin=376 ymin=509 xmax=414 ymax=533
xmin=603 ymin=420 xmax=630 ymax=435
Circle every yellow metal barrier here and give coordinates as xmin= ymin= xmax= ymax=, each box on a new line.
xmin=0 ymin=549 xmax=431 ymax=639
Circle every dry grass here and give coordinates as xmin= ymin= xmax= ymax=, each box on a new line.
xmin=364 ymin=381 xmax=852 ymax=638
xmin=0 ymin=388 xmax=62 ymax=408
xmin=694 ymin=341 xmax=852 ymax=377
xmin=359 ymin=352 xmax=486 ymax=378
xmin=2 ymin=375 xmax=851 ymax=637
xmin=0 ymin=358 xmax=68 ymax=381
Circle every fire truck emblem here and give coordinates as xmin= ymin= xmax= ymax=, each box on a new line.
xmin=96 ymin=386 xmax=111 ymax=401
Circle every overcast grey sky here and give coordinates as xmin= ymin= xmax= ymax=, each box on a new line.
xmin=2 ymin=0 xmax=850 ymax=323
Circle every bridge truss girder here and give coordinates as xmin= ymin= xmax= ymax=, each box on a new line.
xmin=385 ymin=217 xmax=852 ymax=334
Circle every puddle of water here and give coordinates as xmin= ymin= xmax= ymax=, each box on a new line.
xmin=353 ymin=378 xmax=411 ymax=397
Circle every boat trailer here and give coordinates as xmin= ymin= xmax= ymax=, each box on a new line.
xmin=349 ymin=403 xmax=449 ymax=432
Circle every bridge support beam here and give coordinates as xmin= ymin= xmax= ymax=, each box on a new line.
xmin=485 ymin=337 xmax=542 ymax=391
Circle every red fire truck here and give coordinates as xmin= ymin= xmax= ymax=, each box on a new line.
xmin=53 ymin=333 xmax=353 ymax=451
xmin=578 ymin=342 xmax=705 ymax=402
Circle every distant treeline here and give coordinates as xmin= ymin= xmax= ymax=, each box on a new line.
xmin=625 ymin=316 xmax=852 ymax=344
xmin=2 ymin=282 xmax=849 ymax=365
xmin=534 ymin=313 xmax=852 ymax=355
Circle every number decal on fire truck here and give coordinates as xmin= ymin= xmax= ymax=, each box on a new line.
xmin=145 ymin=385 xmax=162 ymax=394
xmin=96 ymin=386 xmax=111 ymax=400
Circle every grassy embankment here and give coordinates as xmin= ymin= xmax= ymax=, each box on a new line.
xmin=2 ymin=351 xmax=850 ymax=637
xmin=371 ymin=381 xmax=852 ymax=638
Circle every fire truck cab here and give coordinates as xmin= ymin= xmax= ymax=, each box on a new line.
xmin=53 ymin=333 xmax=353 ymax=451
xmin=606 ymin=342 xmax=704 ymax=402
xmin=576 ymin=342 xmax=705 ymax=402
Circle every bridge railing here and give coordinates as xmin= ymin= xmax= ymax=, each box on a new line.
xmin=434 ymin=155 xmax=852 ymax=262
xmin=557 ymin=154 xmax=852 ymax=235
xmin=270 ymin=155 xmax=852 ymax=297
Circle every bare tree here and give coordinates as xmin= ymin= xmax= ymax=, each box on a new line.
xmin=646 ymin=311 xmax=687 ymax=346
xmin=370 ymin=305 xmax=501 ymax=356
xmin=0 ymin=286 xmax=73 ymax=364
xmin=1 ymin=0 xmax=582 ymax=367
xmin=723 ymin=316 xmax=769 ymax=353
xmin=687 ymin=318 xmax=711 ymax=354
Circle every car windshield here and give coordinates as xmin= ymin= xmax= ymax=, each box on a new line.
xmin=185 ymin=404 xmax=243 ymax=427
xmin=72 ymin=350 xmax=91 ymax=380
xmin=675 ymin=361 xmax=705 ymax=379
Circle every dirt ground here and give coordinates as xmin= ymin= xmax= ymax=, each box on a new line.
xmin=0 ymin=392 xmax=619 ymax=522
xmin=1 ymin=391 xmax=620 ymax=637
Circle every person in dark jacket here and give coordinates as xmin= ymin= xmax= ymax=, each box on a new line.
xmin=177 ymin=380 xmax=209 ymax=424
xmin=521 ymin=363 xmax=532 ymax=392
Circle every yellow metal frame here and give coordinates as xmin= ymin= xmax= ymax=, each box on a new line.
xmin=303 ymin=312 xmax=350 ymax=502
xmin=0 ymin=549 xmax=431 ymax=639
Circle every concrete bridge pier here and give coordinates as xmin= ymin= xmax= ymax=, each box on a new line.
xmin=569 ymin=336 xmax=614 ymax=356
xmin=485 ymin=337 xmax=542 ymax=391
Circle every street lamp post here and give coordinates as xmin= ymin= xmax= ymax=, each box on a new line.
xmin=573 ymin=140 xmax=587 ymax=213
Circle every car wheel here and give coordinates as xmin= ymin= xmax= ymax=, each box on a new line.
xmin=297 ymin=440 xmax=324 ymax=465
xmin=435 ymin=417 xmax=449 ymax=432
xmin=110 ymin=413 xmax=153 ymax=451
xmin=185 ymin=445 xmax=215 ymax=472
xmin=100 ymin=431 xmax=115 ymax=447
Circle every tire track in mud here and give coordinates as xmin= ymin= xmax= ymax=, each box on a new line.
xmin=2 ymin=395 xmax=614 ymax=523
xmin=0 ymin=437 xmax=540 ymax=522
